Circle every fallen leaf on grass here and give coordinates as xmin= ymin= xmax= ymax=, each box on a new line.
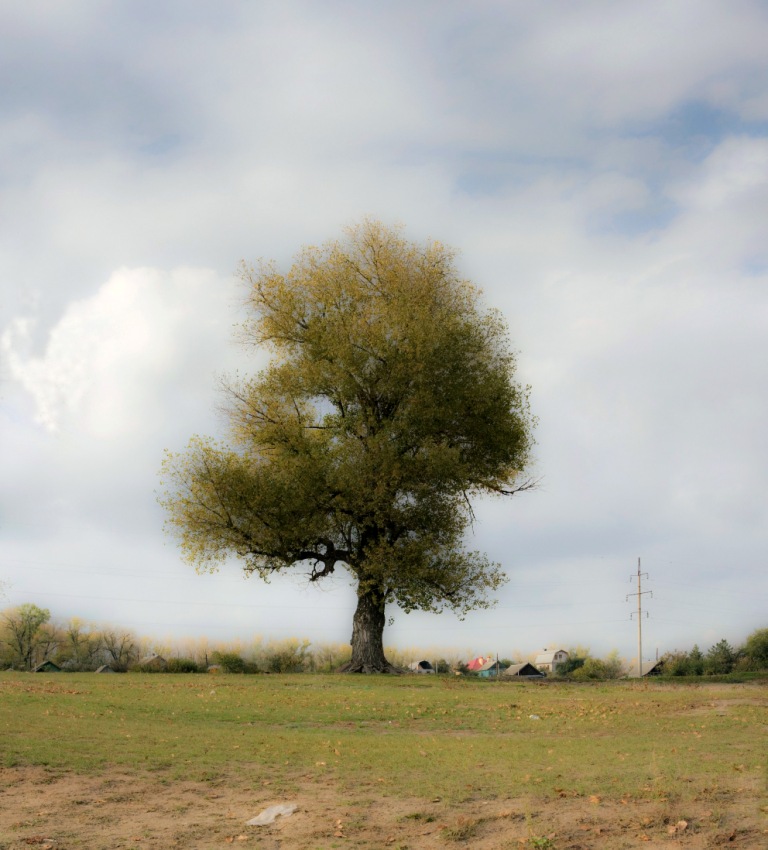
xmin=589 ymin=795 xmax=601 ymax=804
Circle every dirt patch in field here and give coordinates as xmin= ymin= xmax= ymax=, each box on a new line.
xmin=682 ymin=698 xmax=767 ymax=717
xmin=1 ymin=766 xmax=765 ymax=850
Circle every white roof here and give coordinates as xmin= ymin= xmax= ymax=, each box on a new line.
xmin=534 ymin=649 xmax=567 ymax=664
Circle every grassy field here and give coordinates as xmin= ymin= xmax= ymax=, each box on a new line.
xmin=0 ymin=672 xmax=765 ymax=849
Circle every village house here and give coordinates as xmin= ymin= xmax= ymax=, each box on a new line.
xmin=475 ymin=658 xmax=508 ymax=678
xmin=534 ymin=648 xmax=569 ymax=674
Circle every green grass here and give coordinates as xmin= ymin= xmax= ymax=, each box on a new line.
xmin=1 ymin=673 xmax=764 ymax=805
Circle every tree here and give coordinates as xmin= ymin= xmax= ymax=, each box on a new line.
xmin=602 ymin=649 xmax=626 ymax=679
xmin=161 ymin=221 xmax=535 ymax=672
xmin=742 ymin=628 xmax=768 ymax=670
xmin=705 ymin=638 xmax=735 ymax=675
xmin=688 ymin=644 xmax=704 ymax=675
xmin=0 ymin=604 xmax=51 ymax=670
xmin=61 ymin=618 xmax=103 ymax=671
xmin=101 ymin=628 xmax=138 ymax=672
xmin=558 ymin=648 xmax=589 ymax=677
xmin=661 ymin=650 xmax=691 ymax=676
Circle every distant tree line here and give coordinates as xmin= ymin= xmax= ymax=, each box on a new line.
xmin=659 ymin=631 xmax=768 ymax=676
xmin=0 ymin=604 xmax=141 ymax=672
xmin=1 ymin=604 xmax=766 ymax=677
xmin=0 ymin=603 xmax=451 ymax=673
xmin=556 ymin=633 xmax=768 ymax=678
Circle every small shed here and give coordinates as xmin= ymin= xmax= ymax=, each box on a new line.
xmin=466 ymin=655 xmax=491 ymax=672
xmin=34 ymin=660 xmax=61 ymax=673
xmin=635 ymin=659 xmax=664 ymax=677
xmin=501 ymin=662 xmax=546 ymax=679
xmin=138 ymin=654 xmax=167 ymax=672
xmin=408 ymin=660 xmax=435 ymax=674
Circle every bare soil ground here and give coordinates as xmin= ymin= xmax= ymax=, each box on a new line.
xmin=1 ymin=765 xmax=765 ymax=850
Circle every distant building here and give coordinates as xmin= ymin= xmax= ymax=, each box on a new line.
xmin=466 ymin=655 xmax=492 ymax=672
xmin=534 ymin=649 xmax=569 ymax=674
xmin=501 ymin=662 xmax=546 ymax=679
xmin=138 ymin=654 xmax=167 ymax=672
xmin=634 ymin=659 xmax=664 ymax=677
xmin=475 ymin=658 xmax=508 ymax=678
xmin=408 ymin=660 xmax=435 ymax=674
xmin=33 ymin=660 xmax=61 ymax=673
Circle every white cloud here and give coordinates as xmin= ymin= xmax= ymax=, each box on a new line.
xmin=2 ymin=267 xmax=242 ymax=436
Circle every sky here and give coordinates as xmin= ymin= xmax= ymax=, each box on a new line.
xmin=1 ymin=1 xmax=767 ymax=665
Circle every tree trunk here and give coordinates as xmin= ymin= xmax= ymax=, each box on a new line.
xmin=337 ymin=584 xmax=401 ymax=673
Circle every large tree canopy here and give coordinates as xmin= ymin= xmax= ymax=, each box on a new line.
xmin=160 ymin=221 xmax=534 ymax=672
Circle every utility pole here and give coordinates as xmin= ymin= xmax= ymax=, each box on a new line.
xmin=627 ymin=557 xmax=652 ymax=677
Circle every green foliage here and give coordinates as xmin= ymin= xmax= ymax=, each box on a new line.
xmin=211 ymin=651 xmax=246 ymax=673
xmin=742 ymin=628 xmax=768 ymax=670
xmin=571 ymin=657 xmax=608 ymax=680
xmin=705 ymin=639 xmax=736 ymax=675
xmin=557 ymin=655 xmax=586 ymax=676
xmin=568 ymin=651 xmax=624 ymax=681
xmin=160 ymin=221 xmax=535 ymax=669
xmin=166 ymin=657 xmax=201 ymax=673
xmin=662 ymin=651 xmax=691 ymax=676
xmin=688 ymin=644 xmax=704 ymax=676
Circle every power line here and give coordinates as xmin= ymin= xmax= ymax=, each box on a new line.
xmin=627 ymin=557 xmax=652 ymax=677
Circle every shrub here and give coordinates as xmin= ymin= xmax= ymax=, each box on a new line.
xmin=166 ymin=657 xmax=200 ymax=673
xmin=211 ymin=651 xmax=246 ymax=673
xmin=264 ymin=639 xmax=311 ymax=673
xmin=743 ymin=628 xmax=768 ymax=670
xmin=571 ymin=657 xmax=608 ymax=680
